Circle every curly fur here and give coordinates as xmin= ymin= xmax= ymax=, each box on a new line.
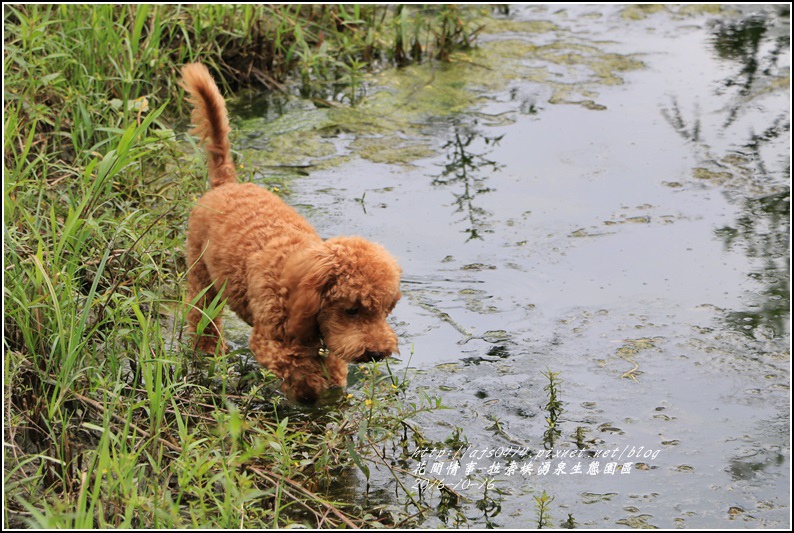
xmin=181 ymin=63 xmax=402 ymax=404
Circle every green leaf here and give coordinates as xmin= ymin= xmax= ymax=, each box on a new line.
xmin=345 ymin=438 xmax=370 ymax=481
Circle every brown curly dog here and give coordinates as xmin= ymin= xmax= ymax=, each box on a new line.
xmin=181 ymin=63 xmax=401 ymax=404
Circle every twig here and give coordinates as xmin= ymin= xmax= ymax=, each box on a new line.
xmin=249 ymin=466 xmax=360 ymax=529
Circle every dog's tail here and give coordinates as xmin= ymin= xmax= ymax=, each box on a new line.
xmin=181 ymin=63 xmax=237 ymax=188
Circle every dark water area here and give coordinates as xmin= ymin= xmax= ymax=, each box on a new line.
xmin=227 ymin=4 xmax=790 ymax=528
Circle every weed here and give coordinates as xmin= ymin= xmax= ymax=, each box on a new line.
xmin=436 ymin=484 xmax=467 ymax=527
xmin=562 ymin=511 xmax=578 ymax=528
xmin=474 ymin=476 xmax=503 ymax=527
xmin=541 ymin=369 xmax=563 ymax=449
xmin=339 ymin=58 xmax=369 ymax=106
xmin=444 ymin=426 xmax=468 ymax=450
xmin=534 ymin=490 xmax=554 ymax=529
xmin=433 ymin=5 xmax=483 ymax=61
xmin=575 ymin=425 xmax=587 ymax=449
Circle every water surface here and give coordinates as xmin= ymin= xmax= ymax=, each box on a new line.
xmin=231 ymin=4 xmax=790 ymax=528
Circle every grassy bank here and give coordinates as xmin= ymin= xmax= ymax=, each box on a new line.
xmin=3 ymin=4 xmax=483 ymax=528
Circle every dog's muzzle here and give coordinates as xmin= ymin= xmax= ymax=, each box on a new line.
xmin=360 ymin=350 xmax=389 ymax=362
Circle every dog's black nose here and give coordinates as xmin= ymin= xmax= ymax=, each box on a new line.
xmin=291 ymin=387 xmax=319 ymax=405
xmin=361 ymin=350 xmax=388 ymax=362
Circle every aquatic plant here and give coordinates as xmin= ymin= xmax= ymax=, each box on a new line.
xmin=534 ymin=490 xmax=555 ymax=528
xmin=541 ymin=369 xmax=563 ymax=449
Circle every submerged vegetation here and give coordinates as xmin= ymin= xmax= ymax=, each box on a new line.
xmin=3 ymin=4 xmax=486 ymax=528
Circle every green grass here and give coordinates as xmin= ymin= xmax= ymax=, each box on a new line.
xmin=3 ymin=4 xmax=483 ymax=528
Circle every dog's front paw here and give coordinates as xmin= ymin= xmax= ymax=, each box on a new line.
xmin=283 ymin=376 xmax=344 ymax=405
xmin=194 ymin=335 xmax=227 ymax=356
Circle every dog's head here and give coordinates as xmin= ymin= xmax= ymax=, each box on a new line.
xmin=283 ymin=236 xmax=401 ymax=364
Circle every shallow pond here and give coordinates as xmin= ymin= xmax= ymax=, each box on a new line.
xmin=228 ymin=4 xmax=790 ymax=528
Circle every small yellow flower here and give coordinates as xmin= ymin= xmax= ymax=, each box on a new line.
xmin=365 ymin=399 xmax=373 ymax=407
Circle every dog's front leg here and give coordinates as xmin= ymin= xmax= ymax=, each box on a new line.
xmin=249 ymin=325 xmax=348 ymax=404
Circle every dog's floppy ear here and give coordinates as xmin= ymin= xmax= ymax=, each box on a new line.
xmin=283 ymin=243 xmax=335 ymax=343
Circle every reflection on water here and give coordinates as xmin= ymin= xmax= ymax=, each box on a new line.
xmin=660 ymin=98 xmax=701 ymax=143
xmin=710 ymin=8 xmax=790 ymax=339
xmin=718 ymin=191 xmax=790 ymax=338
xmin=709 ymin=7 xmax=791 ymax=188
xmin=432 ymin=121 xmax=504 ymax=241
xmin=662 ymin=6 xmax=790 ymax=340
xmin=710 ymin=8 xmax=790 ymax=127
xmin=742 ymin=114 xmax=790 ymax=181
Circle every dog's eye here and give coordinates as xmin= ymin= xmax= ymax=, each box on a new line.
xmin=345 ymin=306 xmax=360 ymax=317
